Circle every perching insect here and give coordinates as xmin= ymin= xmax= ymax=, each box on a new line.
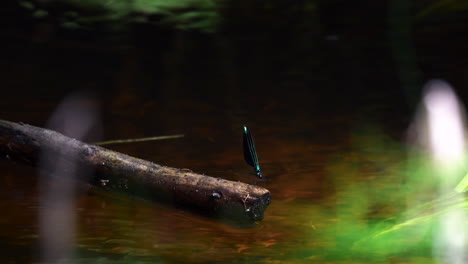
xmin=242 ymin=125 xmax=262 ymax=178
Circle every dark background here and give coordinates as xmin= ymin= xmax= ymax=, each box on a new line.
xmin=2 ymin=0 xmax=467 ymax=126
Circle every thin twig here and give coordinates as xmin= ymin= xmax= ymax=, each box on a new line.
xmin=93 ymin=134 xmax=184 ymax=146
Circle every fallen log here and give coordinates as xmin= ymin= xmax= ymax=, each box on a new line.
xmin=0 ymin=119 xmax=271 ymax=224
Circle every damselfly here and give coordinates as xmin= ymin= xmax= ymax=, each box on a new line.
xmin=242 ymin=125 xmax=262 ymax=178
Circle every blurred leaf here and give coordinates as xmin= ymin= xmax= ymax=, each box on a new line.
xmin=353 ymin=192 xmax=468 ymax=257
xmin=32 ymin=9 xmax=48 ymax=18
xmin=455 ymin=172 xmax=468 ymax=192
xmin=416 ymin=0 xmax=468 ymax=19
xmin=18 ymin=0 xmax=220 ymax=32
xmin=19 ymin=1 xmax=34 ymax=10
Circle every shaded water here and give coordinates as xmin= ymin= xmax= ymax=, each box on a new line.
xmin=1 ymin=1 xmax=468 ymax=263
xmin=0 ymin=90 xmax=419 ymax=263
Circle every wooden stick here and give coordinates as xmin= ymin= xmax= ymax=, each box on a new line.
xmin=0 ymin=120 xmax=271 ymax=224
xmin=93 ymin=134 xmax=184 ymax=146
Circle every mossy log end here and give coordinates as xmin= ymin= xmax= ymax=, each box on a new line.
xmin=0 ymin=120 xmax=271 ymax=224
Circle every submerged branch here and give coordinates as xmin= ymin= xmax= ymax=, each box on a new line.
xmin=0 ymin=120 xmax=271 ymax=224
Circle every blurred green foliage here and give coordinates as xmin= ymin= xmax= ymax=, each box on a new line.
xmin=416 ymin=0 xmax=468 ymax=19
xmin=309 ymin=122 xmax=468 ymax=261
xmin=17 ymin=0 xmax=221 ymax=32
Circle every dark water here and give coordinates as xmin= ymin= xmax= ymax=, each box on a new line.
xmin=1 ymin=1 xmax=468 ymax=263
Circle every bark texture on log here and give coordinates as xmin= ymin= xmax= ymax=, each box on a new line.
xmin=0 ymin=120 xmax=271 ymax=224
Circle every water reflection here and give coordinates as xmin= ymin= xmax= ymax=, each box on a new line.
xmin=0 ymin=91 xmax=413 ymax=263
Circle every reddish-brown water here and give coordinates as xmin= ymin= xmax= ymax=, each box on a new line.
xmin=0 ymin=89 xmax=426 ymax=263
